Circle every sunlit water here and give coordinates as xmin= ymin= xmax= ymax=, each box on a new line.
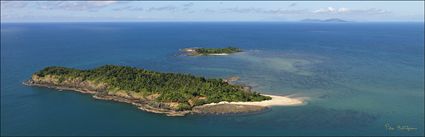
xmin=1 ymin=22 xmax=423 ymax=136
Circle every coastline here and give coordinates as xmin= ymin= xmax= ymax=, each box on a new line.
xmin=23 ymin=81 xmax=191 ymax=116
xmin=181 ymin=48 xmax=236 ymax=56
xmin=206 ymin=53 xmax=229 ymax=56
xmin=191 ymin=94 xmax=304 ymax=114
xmin=23 ymin=80 xmax=304 ymax=116
xmin=209 ymin=94 xmax=305 ymax=107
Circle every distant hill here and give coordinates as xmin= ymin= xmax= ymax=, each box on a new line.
xmin=300 ymin=18 xmax=350 ymax=23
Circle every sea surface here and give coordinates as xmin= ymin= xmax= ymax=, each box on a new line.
xmin=1 ymin=22 xmax=424 ymax=136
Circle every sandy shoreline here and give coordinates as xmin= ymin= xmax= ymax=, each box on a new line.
xmin=207 ymin=53 xmax=229 ymax=56
xmin=202 ymin=94 xmax=304 ymax=107
xmin=192 ymin=94 xmax=305 ymax=114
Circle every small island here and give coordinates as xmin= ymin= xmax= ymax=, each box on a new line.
xmin=182 ymin=47 xmax=242 ymax=56
xmin=24 ymin=65 xmax=303 ymax=116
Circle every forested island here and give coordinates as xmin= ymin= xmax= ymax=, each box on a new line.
xmin=24 ymin=65 xmax=274 ymax=116
xmin=182 ymin=47 xmax=242 ymax=56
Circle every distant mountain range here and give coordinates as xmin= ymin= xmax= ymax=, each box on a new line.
xmin=300 ymin=18 xmax=350 ymax=23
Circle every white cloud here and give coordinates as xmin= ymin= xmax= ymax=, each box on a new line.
xmin=111 ymin=2 xmax=194 ymax=13
xmin=313 ymin=7 xmax=390 ymax=15
xmin=1 ymin=1 xmax=118 ymax=12
xmin=313 ymin=7 xmax=350 ymax=14
xmin=219 ymin=7 xmax=307 ymax=15
xmin=1 ymin=1 xmax=28 ymax=9
xmin=36 ymin=1 xmax=118 ymax=11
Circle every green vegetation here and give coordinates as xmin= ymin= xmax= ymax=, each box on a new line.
xmin=33 ymin=65 xmax=271 ymax=110
xmin=195 ymin=47 xmax=242 ymax=54
xmin=192 ymin=47 xmax=242 ymax=55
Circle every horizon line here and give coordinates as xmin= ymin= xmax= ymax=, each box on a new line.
xmin=1 ymin=20 xmax=424 ymax=24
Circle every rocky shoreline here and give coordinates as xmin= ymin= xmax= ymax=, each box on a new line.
xmin=23 ymin=80 xmax=191 ymax=116
xmin=23 ymin=80 xmax=270 ymax=116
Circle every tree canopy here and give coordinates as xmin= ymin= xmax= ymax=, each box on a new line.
xmin=34 ymin=65 xmax=271 ymax=109
xmin=194 ymin=47 xmax=242 ymax=54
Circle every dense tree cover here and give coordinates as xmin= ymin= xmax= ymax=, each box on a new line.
xmin=34 ymin=65 xmax=271 ymax=108
xmin=194 ymin=47 xmax=242 ymax=54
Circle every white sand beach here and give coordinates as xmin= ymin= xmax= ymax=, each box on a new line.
xmin=208 ymin=53 xmax=229 ymax=56
xmin=205 ymin=94 xmax=305 ymax=107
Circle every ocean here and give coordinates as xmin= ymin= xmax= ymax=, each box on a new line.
xmin=1 ymin=22 xmax=424 ymax=136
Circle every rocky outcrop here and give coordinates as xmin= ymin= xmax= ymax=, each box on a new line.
xmin=24 ymin=74 xmax=189 ymax=116
xmin=30 ymin=75 xmax=107 ymax=92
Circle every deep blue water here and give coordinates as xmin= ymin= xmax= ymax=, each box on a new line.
xmin=1 ymin=22 xmax=424 ymax=136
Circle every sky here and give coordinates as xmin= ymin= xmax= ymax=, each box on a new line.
xmin=1 ymin=1 xmax=424 ymax=22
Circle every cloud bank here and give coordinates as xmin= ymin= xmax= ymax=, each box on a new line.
xmin=313 ymin=7 xmax=391 ymax=15
xmin=1 ymin=1 xmax=421 ymax=22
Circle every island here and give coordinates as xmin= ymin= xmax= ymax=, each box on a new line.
xmin=24 ymin=65 xmax=303 ymax=116
xmin=182 ymin=47 xmax=242 ymax=56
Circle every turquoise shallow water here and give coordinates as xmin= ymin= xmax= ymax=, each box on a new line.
xmin=1 ymin=22 xmax=424 ymax=136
